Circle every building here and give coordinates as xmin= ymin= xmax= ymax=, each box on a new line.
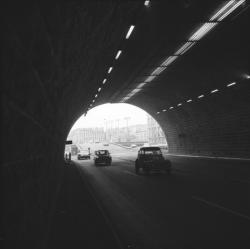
xmin=147 ymin=115 xmax=167 ymax=145
xmin=68 ymin=127 xmax=105 ymax=144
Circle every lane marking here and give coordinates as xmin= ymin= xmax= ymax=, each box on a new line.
xmin=123 ymin=170 xmax=137 ymax=177
xmin=167 ymin=153 xmax=250 ymax=161
xmin=192 ymin=196 xmax=250 ymax=221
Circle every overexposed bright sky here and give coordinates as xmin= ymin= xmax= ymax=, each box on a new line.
xmin=71 ymin=103 xmax=148 ymax=130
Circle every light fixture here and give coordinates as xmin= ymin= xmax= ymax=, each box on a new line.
xmin=210 ymin=1 xmax=235 ymax=21
xmin=162 ymin=109 xmax=167 ymax=112
xmin=187 ymin=99 xmax=192 ymax=103
xmin=92 ymin=99 xmax=95 ymax=103
xmin=115 ymin=50 xmax=122 ymax=60
xmin=210 ymin=0 xmax=245 ymax=21
xmin=95 ymin=94 xmax=98 ymax=98
xmin=98 ymin=87 xmax=101 ymax=92
xmin=175 ymin=42 xmax=196 ymax=55
xmin=145 ymin=75 xmax=156 ymax=82
xmin=161 ymin=56 xmax=178 ymax=67
xmin=156 ymin=111 xmax=160 ymax=114
xmin=169 ymin=106 xmax=174 ymax=110
xmin=177 ymin=103 xmax=182 ymax=106
xmin=136 ymin=83 xmax=147 ymax=88
xmin=227 ymin=82 xmax=236 ymax=87
xmin=144 ymin=0 xmax=150 ymax=6
xmin=245 ymin=74 xmax=250 ymax=79
xmin=126 ymin=25 xmax=135 ymax=39
xmin=102 ymin=79 xmax=107 ymax=84
xmin=108 ymin=67 xmax=113 ymax=74
xmin=131 ymin=89 xmax=141 ymax=94
xmin=211 ymin=89 xmax=219 ymax=93
xmin=198 ymin=94 xmax=205 ymax=99
xmin=151 ymin=67 xmax=166 ymax=76
xmin=189 ymin=22 xmax=218 ymax=41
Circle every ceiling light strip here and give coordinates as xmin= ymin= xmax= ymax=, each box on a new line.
xmin=120 ymin=2 xmax=245 ymax=103
xmin=217 ymin=0 xmax=245 ymax=21
xmin=115 ymin=50 xmax=122 ymax=60
xmin=126 ymin=25 xmax=135 ymax=39
xmin=108 ymin=67 xmax=113 ymax=74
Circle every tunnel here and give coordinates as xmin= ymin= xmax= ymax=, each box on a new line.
xmin=2 ymin=1 xmax=250 ymax=249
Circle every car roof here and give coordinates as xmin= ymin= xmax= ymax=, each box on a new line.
xmin=139 ymin=146 xmax=161 ymax=150
xmin=96 ymin=150 xmax=109 ymax=152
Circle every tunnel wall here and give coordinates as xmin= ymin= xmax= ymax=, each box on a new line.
xmin=2 ymin=6 xmax=66 ymax=249
xmin=133 ymin=83 xmax=250 ymax=159
xmin=2 ymin=61 xmax=65 ymax=249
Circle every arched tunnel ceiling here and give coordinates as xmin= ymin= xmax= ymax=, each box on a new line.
xmin=2 ymin=1 xmax=250 ymax=155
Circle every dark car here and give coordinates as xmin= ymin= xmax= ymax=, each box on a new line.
xmin=77 ymin=150 xmax=90 ymax=160
xmin=94 ymin=150 xmax=112 ymax=166
xmin=135 ymin=146 xmax=171 ymax=174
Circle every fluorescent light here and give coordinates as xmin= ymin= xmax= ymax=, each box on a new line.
xmin=227 ymin=82 xmax=236 ymax=87
xmin=161 ymin=56 xmax=178 ymax=67
xmin=175 ymin=41 xmax=196 ymax=55
xmin=156 ymin=111 xmax=160 ymax=114
xmin=187 ymin=99 xmax=192 ymax=103
xmin=95 ymin=94 xmax=98 ymax=98
xmin=169 ymin=107 xmax=174 ymax=110
xmin=198 ymin=94 xmax=204 ymax=99
xmin=177 ymin=103 xmax=182 ymax=106
xmin=103 ymin=79 xmax=107 ymax=84
xmin=108 ymin=67 xmax=113 ymax=74
xmin=131 ymin=89 xmax=141 ymax=94
xmin=137 ymin=83 xmax=147 ymax=88
xmin=126 ymin=25 xmax=135 ymax=39
xmin=162 ymin=109 xmax=167 ymax=112
xmin=217 ymin=0 xmax=245 ymax=21
xmin=151 ymin=67 xmax=166 ymax=76
xmin=211 ymin=89 xmax=219 ymax=93
xmin=210 ymin=1 xmax=235 ymax=21
xmin=145 ymin=75 xmax=156 ymax=82
xmin=98 ymin=88 xmax=101 ymax=92
xmin=144 ymin=0 xmax=150 ymax=6
xmin=189 ymin=22 xmax=218 ymax=41
xmin=115 ymin=50 xmax=122 ymax=60
xmin=92 ymin=99 xmax=95 ymax=103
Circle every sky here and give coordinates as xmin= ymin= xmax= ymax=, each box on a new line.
xmin=71 ymin=103 xmax=149 ymax=130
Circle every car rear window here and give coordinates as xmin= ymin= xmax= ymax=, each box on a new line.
xmin=97 ymin=150 xmax=108 ymax=155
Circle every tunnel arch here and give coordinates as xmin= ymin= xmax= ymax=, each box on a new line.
xmin=2 ymin=2 xmax=250 ymax=249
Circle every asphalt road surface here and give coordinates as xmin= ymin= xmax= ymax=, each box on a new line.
xmin=74 ymin=144 xmax=250 ymax=249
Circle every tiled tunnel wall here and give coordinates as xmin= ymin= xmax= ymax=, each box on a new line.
xmin=134 ymin=82 xmax=250 ymax=158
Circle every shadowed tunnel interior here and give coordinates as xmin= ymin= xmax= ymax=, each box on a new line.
xmin=2 ymin=1 xmax=250 ymax=249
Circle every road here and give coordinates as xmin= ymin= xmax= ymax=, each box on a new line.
xmin=74 ymin=144 xmax=250 ymax=249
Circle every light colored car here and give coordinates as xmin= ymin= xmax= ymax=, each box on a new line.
xmin=135 ymin=146 xmax=171 ymax=174
xmin=77 ymin=150 xmax=90 ymax=160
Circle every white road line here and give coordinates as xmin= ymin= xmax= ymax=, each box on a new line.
xmin=192 ymin=196 xmax=250 ymax=221
xmin=123 ymin=170 xmax=137 ymax=177
xmin=167 ymin=153 xmax=250 ymax=161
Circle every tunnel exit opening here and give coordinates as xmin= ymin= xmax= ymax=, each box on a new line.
xmin=65 ymin=103 xmax=168 ymax=159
